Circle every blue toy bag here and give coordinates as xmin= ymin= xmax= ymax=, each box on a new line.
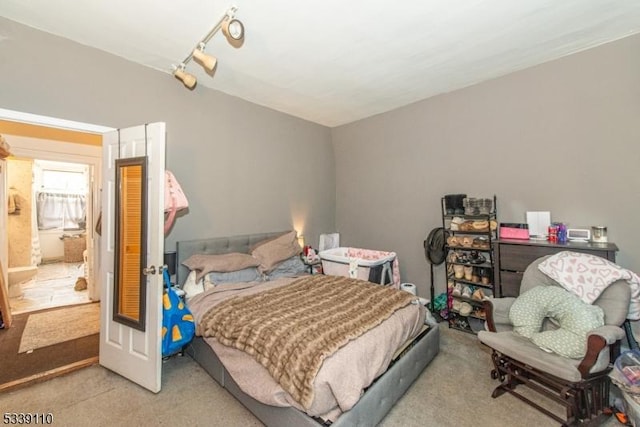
xmin=162 ymin=269 xmax=195 ymax=357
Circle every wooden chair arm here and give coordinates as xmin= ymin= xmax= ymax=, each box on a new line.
xmin=577 ymin=334 xmax=607 ymax=378
xmin=483 ymin=300 xmax=496 ymax=333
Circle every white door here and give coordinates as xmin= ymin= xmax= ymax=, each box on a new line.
xmin=100 ymin=123 xmax=165 ymax=393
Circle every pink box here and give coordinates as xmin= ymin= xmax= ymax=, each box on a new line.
xmin=500 ymin=226 xmax=530 ymax=240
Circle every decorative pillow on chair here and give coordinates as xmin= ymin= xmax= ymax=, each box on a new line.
xmin=510 ymin=285 xmax=605 ymax=359
xmin=538 ymin=251 xmax=638 ymax=304
xmin=250 ymin=230 xmax=302 ymax=273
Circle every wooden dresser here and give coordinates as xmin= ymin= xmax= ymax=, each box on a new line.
xmin=494 ymin=239 xmax=619 ymax=297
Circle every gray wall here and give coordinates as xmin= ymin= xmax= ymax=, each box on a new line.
xmin=333 ymin=33 xmax=640 ymax=299
xmin=0 ymin=17 xmax=335 ymax=251
xmin=2 ymin=17 xmax=638 ymax=301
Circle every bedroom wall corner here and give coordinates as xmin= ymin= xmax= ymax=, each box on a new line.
xmin=332 ymin=33 xmax=640 ymax=300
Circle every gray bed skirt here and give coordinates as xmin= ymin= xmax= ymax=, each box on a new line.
xmin=186 ymin=324 xmax=440 ymax=426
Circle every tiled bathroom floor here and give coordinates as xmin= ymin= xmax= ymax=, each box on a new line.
xmin=9 ymin=262 xmax=90 ymax=314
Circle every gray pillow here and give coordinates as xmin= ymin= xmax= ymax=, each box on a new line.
xmin=206 ymin=267 xmax=262 ymax=285
xmin=182 ymin=252 xmax=260 ymax=281
xmin=266 ymin=256 xmax=307 ymax=280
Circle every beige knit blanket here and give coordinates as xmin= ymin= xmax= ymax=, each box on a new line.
xmin=198 ymin=274 xmax=415 ymax=409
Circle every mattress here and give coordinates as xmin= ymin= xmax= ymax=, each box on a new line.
xmin=187 ymin=276 xmax=425 ymax=421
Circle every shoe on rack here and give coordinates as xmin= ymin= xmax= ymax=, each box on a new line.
xmin=472 ymin=288 xmax=485 ymax=300
xmin=452 ymin=299 xmax=462 ymax=312
xmin=452 ymin=283 xmax=463 ymax=296
xmin=469 ymin=251 xmax=486 ymax=264
xmin=462 ymin=285 xmax=473 ymax=299
xmin=464 ymin=266 xmax=473 ymax=281
xmin=473 ymin=308 xmax=486 ymax=319
xmin=450 ymin=217 xmax=464 ymax=231
xmin=454 ymin=265 xmax=464 ymax=279
xmin=459 ymin=302 xmax=472 ymax=316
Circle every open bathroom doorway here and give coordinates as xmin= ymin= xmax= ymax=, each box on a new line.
xmin=7 ymin=158 xmax=91 ymax=314
xmin=0 ymin=111 xmax=112 ymax=391
xmin=1 ymin=127 xmax=103 ymax=317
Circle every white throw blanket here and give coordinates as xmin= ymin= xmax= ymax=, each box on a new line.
xmin=538 ymin=251 xmax=640 ymax=320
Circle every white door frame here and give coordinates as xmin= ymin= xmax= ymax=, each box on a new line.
xmin=0 ymin=109 xmax=114 ymax=300
xmin=0 ymin=108 xmax=113 ymax=134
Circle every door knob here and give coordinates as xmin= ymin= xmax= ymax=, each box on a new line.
xmin=143 ymin=266 xmax=156 ymax=275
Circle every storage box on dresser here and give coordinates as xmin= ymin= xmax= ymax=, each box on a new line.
xmin=442 ymin=196 xmax=498 ymax=334
xmin=494 ymin=239 xmax=618 ymax=297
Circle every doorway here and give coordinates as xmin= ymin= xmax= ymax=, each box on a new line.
xmin=7 ymin=158 xmax=91 ymax=315
xmin=1 ymin=133 xmax=102 ymax=311
xmin=0 ymin=110 xmax=112 ymax=326
xmin=0 ymin=110 xmax=113 ymax=390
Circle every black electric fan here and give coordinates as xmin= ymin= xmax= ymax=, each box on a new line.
xmin=424 ymin=227 xmax=449 ymax=313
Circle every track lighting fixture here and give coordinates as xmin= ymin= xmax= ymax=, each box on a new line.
xmin=221 ymin=17 xmax=245 ymax=45
xmin=172 ymin=5 xmax=244 ymax=90
xmin=174 ymin=64 xmax=197 ymax=89
xmin=192 ymin=43 xmax=217 ymax=72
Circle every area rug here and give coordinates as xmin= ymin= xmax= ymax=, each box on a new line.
xmin=18 ymin=303 xmax=100 ymax=353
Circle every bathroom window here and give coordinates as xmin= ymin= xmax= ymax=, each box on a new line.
xmin=35 ymin=163 xmax=88 ymax=231
xmin=41 ymin=169 xmax=86 ymax=193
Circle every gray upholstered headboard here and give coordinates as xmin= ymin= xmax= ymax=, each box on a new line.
xmin=176 ymin=231 xmax=289 ymax=286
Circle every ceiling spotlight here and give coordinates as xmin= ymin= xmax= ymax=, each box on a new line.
xmin=221 ymin=17 xmax=245 ymax=45
xmin=174 ymin=65 xmax=197 ymax=89
xmin=171 ymin=5 xmax=244 ymax=90
xmin=193 ymin=43 xmax=217 ymax=72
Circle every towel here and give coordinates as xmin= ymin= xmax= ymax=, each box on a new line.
xmin=8 ymin=187 xmax=21 ymax=214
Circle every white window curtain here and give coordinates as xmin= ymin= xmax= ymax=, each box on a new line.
xmin=36 ymin=192 xmax=86 ymax=230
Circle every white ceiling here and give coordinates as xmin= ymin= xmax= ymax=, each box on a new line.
xmin=2 ymin=1 xmax=640 ymax=127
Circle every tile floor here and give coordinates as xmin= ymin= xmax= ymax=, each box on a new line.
xmin=9 ymin=262 xmax=89 ymax=314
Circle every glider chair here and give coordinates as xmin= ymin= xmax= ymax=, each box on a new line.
xmin=478 ymin=256 xmax=631 ymax=426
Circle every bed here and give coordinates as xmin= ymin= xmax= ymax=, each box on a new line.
xmin=177 ymin=231 xmax=440 ymax=426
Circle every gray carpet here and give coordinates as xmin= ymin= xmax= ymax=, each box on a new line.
xmin=0 ymin=325 xmax=622 ymax=426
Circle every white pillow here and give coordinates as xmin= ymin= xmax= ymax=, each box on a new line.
xmin=183 ymin=270 xmax=204 ymax=300
xmin=183 ymin=270 xmax=222 ymax=302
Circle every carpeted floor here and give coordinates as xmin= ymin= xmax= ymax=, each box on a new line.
xmin=0 ymin=324 xmax=624 ymax=426
xmin=0 ymin=303 xmax=99 ymax=388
